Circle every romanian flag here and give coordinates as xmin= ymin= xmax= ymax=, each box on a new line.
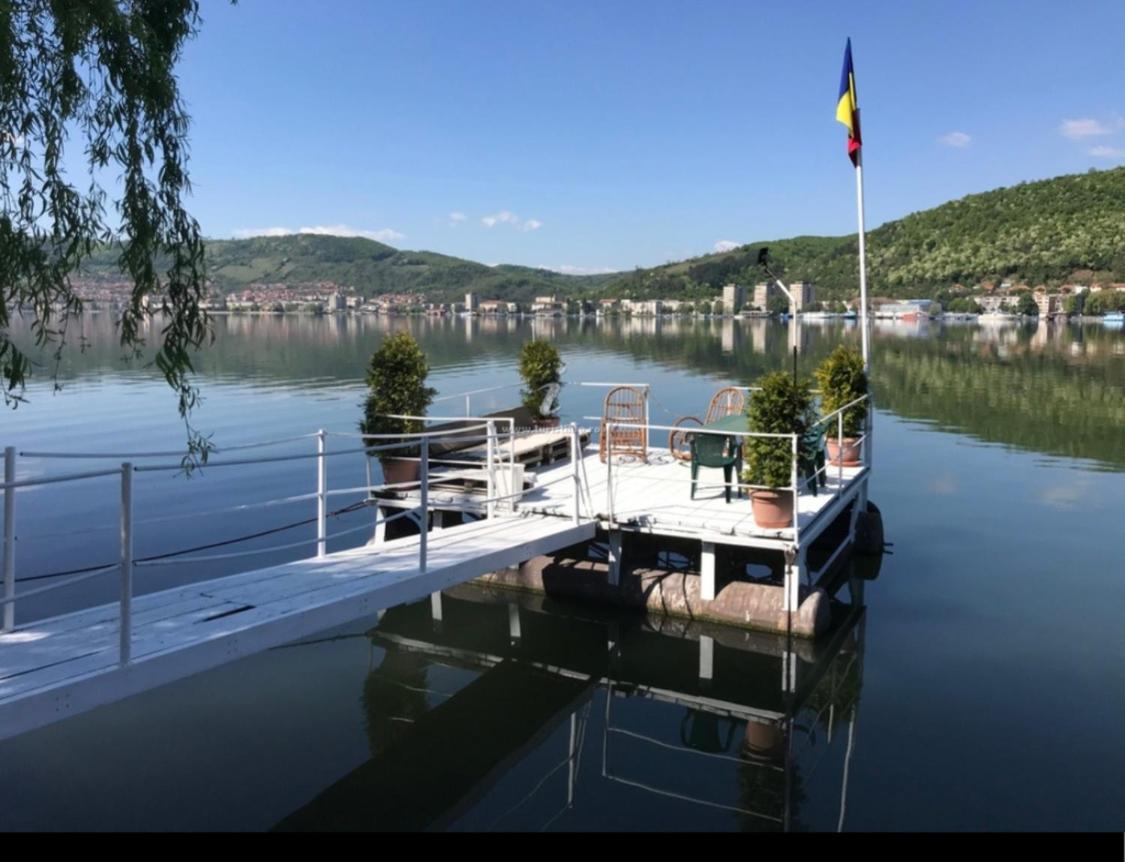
xmin=836 ymin=38 xmax=861 ymax=166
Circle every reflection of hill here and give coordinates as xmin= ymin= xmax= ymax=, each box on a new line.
xmin=873 ymin=330 xmax=1125 ymax=469
xmin=16 ymin=314 xmax=1124 ymax=469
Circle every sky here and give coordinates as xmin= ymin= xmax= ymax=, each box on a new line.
xmin=165 ymin=0 xmax=1125 ymax=273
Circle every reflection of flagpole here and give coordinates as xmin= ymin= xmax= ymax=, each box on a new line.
xmin=854 ymin=111 xmax=870 ymax=372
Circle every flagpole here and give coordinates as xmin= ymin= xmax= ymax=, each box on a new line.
xmin=854 ymin=110 xmax=870 ymax=372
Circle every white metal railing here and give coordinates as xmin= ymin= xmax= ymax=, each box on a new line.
xmin=1 ymin=421 xmax=592 ymax=666
xmin=596 ymin=392 xmax=871 ymax=544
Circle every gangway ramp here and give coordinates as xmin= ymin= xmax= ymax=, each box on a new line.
xmin=0 ymin=513 xmax=594 ymax=742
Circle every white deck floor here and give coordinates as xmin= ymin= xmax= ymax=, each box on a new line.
xmin=0 ymin=513 xmax=594 ymax=742
xmin=525 ymin=447 xmax=864 ymax=548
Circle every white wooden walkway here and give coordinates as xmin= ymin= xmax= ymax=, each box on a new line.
xmin=0 ymin=513 xmax=594 ymax=742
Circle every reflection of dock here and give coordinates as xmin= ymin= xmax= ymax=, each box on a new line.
xmin=273 ymin=584 xmax=867 ymax=831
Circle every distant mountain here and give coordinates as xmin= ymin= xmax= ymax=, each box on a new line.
xmin=601 ymin=166 xmax=1125 ymax=302
xmin=79 ymin=166 xmax=1125 ymax=304
xmin=80 ymin=233 xmax=619 ymax=305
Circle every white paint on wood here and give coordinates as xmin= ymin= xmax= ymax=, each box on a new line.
xmin=700 ymin=542 xmax=716 ymax=601
xmin=0 ymin=514 xmax=594 ymax=742
xmin=607 ymin=532 xmax=623 ymax=586
xmin=699 ymin=635 xmax=714 ymax=681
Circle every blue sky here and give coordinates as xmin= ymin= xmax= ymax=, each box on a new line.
xmin=172 ymin=0 xmax=1125 ymax=272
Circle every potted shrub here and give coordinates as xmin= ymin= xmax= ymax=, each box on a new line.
xmin=742 ymin=371 xmax=815 ymax=529
xmin=360 ymin=331 xmax=436 ymax=485
xmin=814 ymin=345 xmax=868 ymax=467
xmin=518 ymin=339 xmax=564 ymax=428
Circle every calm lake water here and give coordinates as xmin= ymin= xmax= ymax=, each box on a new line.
xmin=0 ymin=312 xmax=1123 ymax=831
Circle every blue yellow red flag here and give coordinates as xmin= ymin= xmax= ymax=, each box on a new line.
xmin=836 ymin=38 xmax=861 ymax=166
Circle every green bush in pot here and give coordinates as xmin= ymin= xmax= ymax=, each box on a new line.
xmin=518 ymin=339 xmax=564 ymax=424
xmin=814 ymin=345 xmax=867 ymax=466
xmin=742 ymin=371 xmax=815 ymax=529
xmin=360 ymin=331 xmax=437 ymax=483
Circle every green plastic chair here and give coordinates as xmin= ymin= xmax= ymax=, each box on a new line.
xmin=689 ymin=432 xmax=742 ymax=502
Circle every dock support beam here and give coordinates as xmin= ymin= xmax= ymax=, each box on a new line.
xmin=700 ymin=542 xmax=716 ymax=601
xmin=607 ymin=532 xmax=623 ymax=587
xmin=698 ymin=635 xmax=714 ymax=682
xmin=782 ymin=546 xmax=803 ymax=613
xmin=430 ymin=591 xmax=443 ymax=623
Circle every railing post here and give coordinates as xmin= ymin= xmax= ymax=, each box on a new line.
xmin=791 ymin=434 xmax=800 ymax=547
xmin=605 ymin=423 xmax=614 ymax=522
xmin=465 ymin=393 xmax=471 ymax=417
xmin=316 ymin=429 xmax=327 ymax=558
xmin=419 ymin=440 xmax=428 ymax=574
xmin=485 ymin=420 xmax=496 ymax=519
xmin=570 ymin=422 xmax=581 ymax=525
xmin=119 ymin=462 xmax=133 ymax=665
xmin=3 ymin=446 xmax=15 ymax=632
xmin=837 ymin=411 xmax=844 ymax=491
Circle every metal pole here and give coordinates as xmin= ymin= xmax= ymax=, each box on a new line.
xmin=119 ymin=462 xmax=133 ymax=665
xmin=485 ymin=420 xmax=495 ymax=519
xmin=791 ymin=434 xmax=799 ymax=548
xmin=855 ymin=140 xmax=870 ymax=372
xmin=316 ymin=429 xmax=327 ymax=558
xmin=605 ymin=423 xmax=613 ymax=521
xmin=419 ymin=441 xmax=428 ymax=574
xmin=2 ymin=447 xmax=15 ymax=632
xmin=465 ymin=393 xmax=471 ymax=417
xmin=570 ymin=422 xmax=581 ymax=525
xmin=837 ymin=411 xmax=844 ymax=491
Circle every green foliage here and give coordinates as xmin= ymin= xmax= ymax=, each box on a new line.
xmin=814 ymin=346 xmax=868 ymax=438
xmin=743 ymin=372 xmax=815 ymax=490
xmin=518 ymin=340 xmax=563 ymax=416
xmin=946 ymin=297 xmax=982 ymax=314
xmin=1015 ymin=293 xmax=1039 ymax=316
xmin=360 ymin=332 xmax=436 ymax=455
xmin=81 ymin=233 xmax=620 ymax=305
xmin=1 ymin=0 xmax=210 ymax=462
xmin=599 ymin=166 xmax=1125 ymax=302
xmin=1085 ymin=290 xmax=1125 ymax=315
xmin=767 ymin=294 xmax=790 ymax=315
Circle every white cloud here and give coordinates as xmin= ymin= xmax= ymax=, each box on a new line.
xmin=1089 ymin=145 xmax=1125 ymax=158
xmin=448 ymin=211 xmax=466 ymax=226
xmin=1060 ymin=118 xmax=1114 ymax=139
xmin=232 ymin=226 xmax=291 ymax=238
xmin=481 ymin=210 xmax=542 ymax=232
xmin=546 ymin=264 xmax=617 ymax=276
xmin=713 ymin=240 xmax=739 ymax=253
xmin=232 ymin=224 xmax=405 ymax=243
xmin=938 ymin=131 xmax=972 ymax=148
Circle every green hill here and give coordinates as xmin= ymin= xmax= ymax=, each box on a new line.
xmin=79 ymin=166 xmax=1125 ymax=304
xmin=602 ymin=166 xmax=1125 ymax=302
xmin=80 ymin=233 xmax=618 ymax=305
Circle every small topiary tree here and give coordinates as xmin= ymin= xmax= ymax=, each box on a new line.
xmin=360 ymin=331 xmax=436 ymax=457
xmin=518 ymin=340 xmax=564 ymax=418
xmin=743 ymin=372 xmax=815 ymax=490
xmin=814 ymin=345 xmax=868 ymax=437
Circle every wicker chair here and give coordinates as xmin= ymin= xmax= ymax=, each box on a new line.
xmin=667 ymin=387 xmax=746 ymax=461
xmin=704 ymin=387 xmax=746 ymax=424
xmin=598 ymin=385 xmax=648 ymax=463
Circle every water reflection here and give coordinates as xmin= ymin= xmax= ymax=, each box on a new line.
xmin=274 ymin=576 xmax=868 ymax=832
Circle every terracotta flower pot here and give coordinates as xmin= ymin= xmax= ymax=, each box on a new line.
xmin=750 ymin=490 xmax=794 ymax=529
xmin=826 ymin=437 xmax=862 ymax=467
xmin=379 ymin=456 xmax=421 ymax=487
